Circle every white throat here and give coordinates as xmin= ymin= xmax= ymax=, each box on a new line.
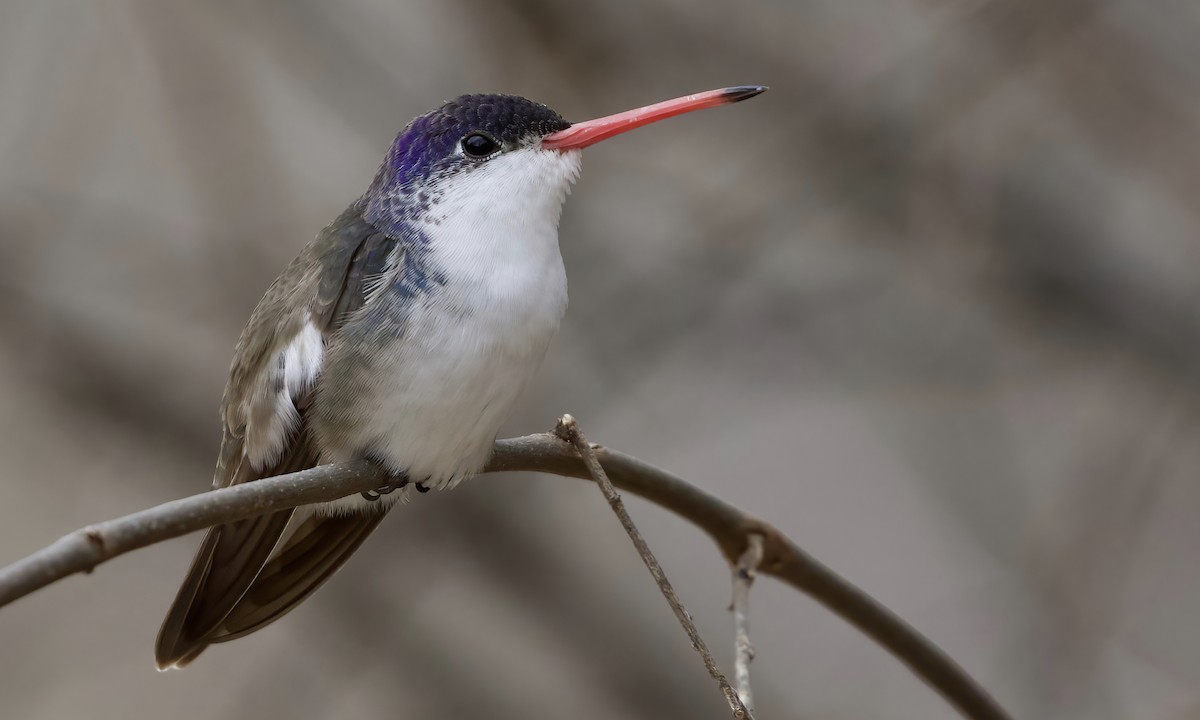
xmin=417 ymin=146 xmax=582 ymax=289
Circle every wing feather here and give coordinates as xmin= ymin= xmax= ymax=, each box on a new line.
xmin=156 ymin=203 xmax=400 ymax=669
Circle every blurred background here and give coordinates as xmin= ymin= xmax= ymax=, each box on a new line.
xmin=1 ymin=1 xmax=1198 ymax=718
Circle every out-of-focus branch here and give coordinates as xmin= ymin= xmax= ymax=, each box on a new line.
xmin=554 ymin=415 xmax=750 ymax=720
xmin=731 ymin=533 xmax=765 ymax=714
xmin=0 ymin=430 xmax=1011 ymax=720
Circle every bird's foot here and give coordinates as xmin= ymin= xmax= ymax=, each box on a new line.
xmin=361 ymin=471 xmax=410 ymax=502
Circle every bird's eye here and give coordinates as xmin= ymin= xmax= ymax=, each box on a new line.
xmin=461 ymin=133 xmax=499 ymax=159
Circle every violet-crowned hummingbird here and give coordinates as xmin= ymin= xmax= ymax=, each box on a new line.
xmin=156 ymin=86 xmax=767 ymax=669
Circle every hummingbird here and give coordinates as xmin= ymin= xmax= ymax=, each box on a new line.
xmin=156 ymin=85 xmax=766 ymax=669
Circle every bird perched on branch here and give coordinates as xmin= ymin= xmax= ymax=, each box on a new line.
xmin=156 ymin=86 xmax=767 ymax=669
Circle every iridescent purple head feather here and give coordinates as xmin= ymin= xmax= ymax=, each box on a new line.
xmin=367 ymin=95 xmax=569 ymax=197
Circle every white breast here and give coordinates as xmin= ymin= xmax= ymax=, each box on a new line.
xmin=315 ymin=146 xmax=581 ymax=514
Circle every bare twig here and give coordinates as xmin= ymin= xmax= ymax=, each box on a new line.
xmin=0 ymin=430 xmax=1011 ymax=720
xmin=732 ymin=533 xmax=765 ymax=714
xmin=554 ymin=414 xmax=751 ymax=720
xmin=0 ymin=461 xmax=388 ymax=609
xmin=487 ymin=435 xmax=1011 ymax=720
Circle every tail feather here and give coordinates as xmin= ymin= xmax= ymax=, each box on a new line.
xmin=155 ymin=509 xmax=293 ymax=669
xmin=210 ymin=511 xmax=388 ymax=643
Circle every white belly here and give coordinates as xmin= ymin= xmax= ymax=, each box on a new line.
xmin=315 ymin=281 xmax=565 ymax=515
xmin=356 ymin=286 xmax=562 ymax=483
xmin=314 ymin=248 xmax=567 ymax=514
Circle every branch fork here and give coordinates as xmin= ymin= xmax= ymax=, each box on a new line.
xmin=555 ymin=414 xmax=751 ymax=719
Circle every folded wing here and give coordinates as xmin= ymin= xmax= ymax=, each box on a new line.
xmin=156 ymin=204 xmax=402 ymax=669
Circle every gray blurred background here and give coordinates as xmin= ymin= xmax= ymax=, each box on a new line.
xmin=1 ymin=1 xmax=1198 ymax=718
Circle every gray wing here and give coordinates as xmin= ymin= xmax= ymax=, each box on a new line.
xmin=156 ymin=203 xmax=400 ymax=669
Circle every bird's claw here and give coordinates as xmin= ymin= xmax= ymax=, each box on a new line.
xmin=361 ymin=473 xmax=410 ymax=502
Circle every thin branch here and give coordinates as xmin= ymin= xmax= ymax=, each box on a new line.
xmin=554 ymin=414 xmax=750 ymax=720
xmin=487 ymin=435 xmax=1011 ymax=720
xmin=732 ymin=533 xmax=765 ymax=714
xmin=0 ymin=461 xmax=388 ymax=609
xmin=0 ymin=431 xmax=1012 ymax=720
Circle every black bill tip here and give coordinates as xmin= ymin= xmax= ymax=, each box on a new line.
xmin=721 ymin=85 xmax=769 ymax=103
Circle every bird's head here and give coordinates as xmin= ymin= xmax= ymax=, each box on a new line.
xmin=364 ymin=86 xmax=767 ymax=235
